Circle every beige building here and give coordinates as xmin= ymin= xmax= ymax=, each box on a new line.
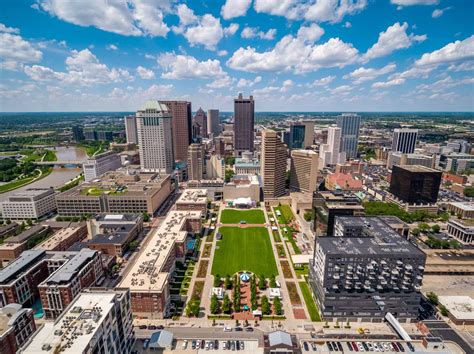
xmin=290 ymin=150 xmax=319 ymax=193
xmin=187 ymin=143 xmax=205 ymax=181
xmin=223 ymin=175 xmax=261 ymax=202
xmin=205 ymin=154 xmax=225 ymax=179
xmin=1 ymin=188 xmax=56 ymax=220
xmin=175 ymin=189 xmax=208 ymax=212
xmin=261 ymin=130 xmax=287 ymax=199
xmin=302 ymin=120 xmax=315 ymax=147
xmin=161 ymin=101 xmax=192 ymax=162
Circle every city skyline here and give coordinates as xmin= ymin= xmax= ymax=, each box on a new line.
xmin=0 ymin=0 xmax=473 ymax=112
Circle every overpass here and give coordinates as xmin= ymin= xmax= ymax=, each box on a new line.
xmin=35 ymin=160 xmax=85 ymax=166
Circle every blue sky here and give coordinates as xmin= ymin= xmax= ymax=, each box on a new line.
xmin=0 ymin=0 xmax=473 ymax=112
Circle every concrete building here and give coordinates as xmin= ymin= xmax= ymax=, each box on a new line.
xmin=444 ymin=153 xmax=474 ymax=173
xmin=35 ymin=223 xmax=87 ymax=252
xmin=387 ymin=152 xmax=435 ymax=170
xmin=235 ymin=151 xmax=260 ymax=175
xmin=447 ymin=202 xmax=474 ymax=219
xmin=312 ymin=190 xmax=365 ymax=236
xmin=392 ymin=128 xmax=418 ymax=154
xmin=175 ymin=189 xmax=208 ymax=212
xmin=389 ymin=165 xmax=442 ymax=205
xmin=161 ymin=100 xmax=192 ymax=162
xmin=261 ymin=130 xmax=287 ymax=199
xmin=71 ymin=125 xmax=84 ymax=141
xmin=447 ymin=219 xmax=474 ymax=244
xmin=118 ymin=204 xmax=203 ymax=317
xmin=20 ymin=289 xmax=134 ymax=354
xmin=1 ymin=188 xmax=56 ymax=220
xmin=124 ymin=115 xmax=138 ymax=144
xmin=187 ymin=143 xmax=205 ymax=181
xmin=205 ymin=154 xmax=225 ymax=179
xmin=193 ymin=107 xmax=207 ymax=139
xmin=83 ymin=150 xmax=122 ymax=182
xmin=337 ymin=113 xmax=361 ymax=159
xmin=290 ymin=150 xmax=318 ymax=193
xmin=325 ymin=172 xmax=363 ymax=191
xmin=56 ymin=170 xmax=172 ymax=216
xmin=207 ymin=109 xmax=220 ymax=137
xmin=136 ymin=100 xmax=174 ymax=173
xmin=288 ymin=123 xmax=305 ymax=149
xmin=0 ymin=304 xmax=36 ymax=354
xmin=319 ymin=126 xmax=346 ymax=167
xmin=234 ymin=94 xmax=255 ymax=155
xmin=302 ymin=120 xmax=315 ymax=147
xmin=224 ymin=175 xmax=261 ymax=202
xmin=310 ymin=216 xmax=426 ymax=322
xmin=446 ymin=139 xmax=470 ymax=154
xmin=438 ymin=296 xmax=474 ymax=325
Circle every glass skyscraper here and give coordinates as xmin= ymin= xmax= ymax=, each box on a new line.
xmin=337 ymin=113 xmax=361 ymax=159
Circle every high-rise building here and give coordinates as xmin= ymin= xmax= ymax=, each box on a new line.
xmin=71 ymin=126 xmax=84 ymax=141
xmin=289 ymin=123 xmax=305 ymax=149
xmin=83 ymin=150 xmax=122 ymax=182
xmin=389 ymin=165 xmax=442 ymax=204
xmin=319 ymin=126 xmax=346 ymax=167
xmin=124 ymin=115 xmax=138 ymax=144
xmin=302 ymin=120 xmax=315 ymax=147
xmin=205 ymin=154 xmax=225 ymax=179
xmin=290 ymin=150 xmax=319 ymax=193
xmin=261 ymin=130 xmax=287 ymax=199
xmin=309 ymin=216 xmax=426 ymax=321
xmin=392 ymin=128 xmax=418 ymax=154
xmin=234 ymin=94 xmax=255 ymax=155
xmin=193 ymin=107 xmax=207 ymax=139
xmin=337 ymin=113 xmax=361 ymax=159
xmin=136 ymin=101 xmax=174 ymax=174
xmin=161 ymin=100 xmax=192 ymax=162
xmin=207 ymin=109 xmax=220 ymax=137
xmin=187 ymin=143 xmax=205 ymax=181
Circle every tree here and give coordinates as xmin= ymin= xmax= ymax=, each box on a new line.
xmin=418 ymin=222 xmax=430 ymax=232
xmin=411 ymin=228 xmax=420 ymax=237
xmin=128 ymin=240 xmax=139 ymax=251
xmin=303 ymin=211 xmax=313 ymax=222
xmin=431 ymin=224 xmax=441 ymax=233
xmin=464 ymin=186 xmax=474 ymax=197
xmin=427 ymin=292 xmax=439 ymax=306
xmin=224 ymin=156 xmax=235 ymax=166
xmin=273 ymin=297 xmax=282 ymax=315
xmin=439 ymin=304 xmax=449 ymax=317
xmin=224 ymin=274 xmax=232 ymax=290
xmin=5 ymin=219 xmax=11 ymax=225
xmin=225 ymin=169 xmax=235 ymax=183
xmin=210 ymin=294 xmax=219 ymax=314
xmin=142 ymin=212 xmax=150 ymax=222
xmin=26 ymin=218 xmax=33 ymax=226
xmin=214 ymin=274 xmax=221 ymax=287
xmin=185 ymin=299 xmax=200 ymax=317
xmin=261 ymin=295 xmax=270 ymax=315
xmin=258 ymin=274 xmax=266 ymax=290
xmin=269 ymin=275 xmax=277 ymax=288
xmin=222 ymin=294 xmax=232 ymax=314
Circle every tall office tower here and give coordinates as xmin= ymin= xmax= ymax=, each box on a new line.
xmin=389 ymin=165 xmax=442 ymax=204
xmin=302 ymin=120 xmax=315 ymax=147
xmin=187 ymin=143 xmax=205 ymax=180
xmin=261 ymin=130 xmax=287 ymax=199
xmin=290 ymin=150 xmax=319 ymax=193
xmin=161 ymin=100 xmax=192 ymax=162
xmin=207 ymin=109 xmax=220 ymax=137
xmin=136 ymin=101 xmax=174 ymax=174
xmin=337 ymin=113 xmax=361 ymax=159
xmin=205 ymin=154 xmax=225 ymax=179
xmin=319 ymin=126 xmax=346 ymax=167
xmin=124 ymin=115 xmax=138 ymax=144
xmin=289 ymin=123 xmax=305 ymax=149
xmin=72 ymin=125 xmax=84 ymax=141
xmin=193 ymin=107 xmax=208 ymax=139
xmin=392 ymin=128 xmax=418 ymax=154
xmin=234 ymin=93 xmax=255 ymax=155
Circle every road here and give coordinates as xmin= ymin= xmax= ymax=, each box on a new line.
xmin=423 ymin=320 xmax=474 ymax=354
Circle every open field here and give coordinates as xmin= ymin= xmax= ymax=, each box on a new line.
xmin=211 ymin=227 xmax=277 ymax=277
xmin=220 ymin=209 xmax=266 ymax=224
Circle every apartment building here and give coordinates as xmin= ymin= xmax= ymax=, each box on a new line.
xmin=35 ymin=223 xmax=87 ymax=252
xmin=1 ymin=188 xmax=56 ymax=220
xmin=83 ymin=150 xmax=122 ymax=182
xmin=0 ymin=304 xmax=36 ymax=354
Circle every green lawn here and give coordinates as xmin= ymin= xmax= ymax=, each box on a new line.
xmin=211 ymin=227 xmax=278 ymax=277
xmin=299 ymin=282 xmax=321 ymax=321
xmin=275 ymin=205 xmax=294 ymax=224
xmin=220 ymin=209 xmax=265 ymax=224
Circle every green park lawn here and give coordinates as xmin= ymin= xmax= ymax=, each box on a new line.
xmin=220 ymin=209 xmax=265 ymax=224
xmin=211 ymin=227 xmax=278 ymax=277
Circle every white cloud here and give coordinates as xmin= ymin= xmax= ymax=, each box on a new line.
xmin=227 ymin=25 xmax=358 ymax=74
xmin=280 ymin=79 xmax=294 ymax=92
xmin=241 ymin=27 xmax=277 ymax=40
xmin=308 ymin=75 xmax=335 ymax=87
xmin=223 ymin=23 xmax=239 ymax=36
xmin=175 ymin=3 xmax=197 ymax=26
xmin=330 ymin=85 xmax=353 ymax=94
xmin=254 ymin=0 xmax=368 ymax=23
xmin=390 ymin=0 xmax=438 ymax=6
xmin=415 ymin=35 xmax=474 ymax=67
xmin=236 ymin=76 xmax=262 ymax=88
xmin=447 ymin=61 xmax=474 ymax=72
xmin=136 ymin=66 xmax=155 ymax=79
xmin=0 ymin=27 xmax=42 ymax=71
xmin=36 ymin=0 xmax=170 ymax=37
xmin=344 ymin=21 xmax=352 ymax=28
xmin=0 ymin=23 xmax=19 ymax=34
xmin=372 ymin=78 xmax=405 ymax=88
xmin=432 ymin=7 xmax=450 ymax=18
xmin=362 ymin=22 xmax=426 ymax=62
xmin=221 ymin=0 xmax=252 ymax=19
xmin=346 ymin=63 xmax=396 ymax=84
xmin=158 ymin=53 xmax=227 ymax=79
xmin=106 ymin=44 xmax=118 ymax=50
xmin=217 ymin=50 xmax=228 ymax=57
xmin=207 ymin=75 xmax=234 ymax=89
xmin=297 ymin=23 xmax=324 ymax=42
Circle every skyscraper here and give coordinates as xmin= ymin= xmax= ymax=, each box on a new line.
xmin=289 ymin=123 xmax=305 ymax=149
xmin=187 ymin=143 xmax=205 ymax=181
xmin=290 ymin=150 xmax=319 ymax=193
xmin=72 ymin=125 xmax=84 ymax=141
xmin=389 ymin=165 xmax=442 ymax=204
xmin=136 ymin=101 xmax=174 ymax=174
xmin=161 ymin=100 xmax=192 ymax=162
xmin=234 ymin=93 xmax=255 ymax=155
xmin=337 ymin=113 xmax=361 ymax=159
xmin=261 ymin=129 xmax=287 ymax=199
xmin=302 ymin=120 xmax=315 ymax=147
xmin=193 ymin=107 xmax=207 ymax=139
xmin=124 ymin=115 xmax=138 ymax=144
xmin=319 ymin=126 xmax=346 ymax=167
xmin=392 ymin=128 xmax=418 ymax=154
xmin=207 ymin=109 xmax=220 ymax=137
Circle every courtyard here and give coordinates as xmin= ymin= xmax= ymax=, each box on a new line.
xmin=220 ymin=209 xmax=266 ymax=224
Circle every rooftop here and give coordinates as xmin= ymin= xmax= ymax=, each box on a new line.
xmin=35 ymin=224 xmax=85 ymax=251
xmin=176 ymin=189 xmax=207 ymax=204
xmin=0 ymin=250 xmax=45 ymax=284
xmin=138 ymin=100 xmax=170 ymax=113
xmin=394 ymin=165 xmax=440 ymax=173
xmin=438 ymin=296 xmax=474 ymax=321
xmin=449 ymin=202 xmax=474 ymax=212
xmin=4 ymin=188 xmax=55 ymax=202
xmin=4 ymin=225 xmax=49 ymax=244
xmin=42 ymin=249 xmax=98 ymax=285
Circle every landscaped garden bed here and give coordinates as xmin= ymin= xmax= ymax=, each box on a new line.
xmin=197 ymin=260 xmax=209 ymax=278
xmin=286 ymin=282 xmax=302 ymax=305
xmin=280 ymin=260 xmax=293 ymax=278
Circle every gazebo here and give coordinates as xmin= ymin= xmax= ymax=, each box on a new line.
xmin=240 ymin=272 xmax=250 ymax=282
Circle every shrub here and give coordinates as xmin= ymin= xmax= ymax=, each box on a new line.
xmin=261 ymin=295 xmax=270 ymax=315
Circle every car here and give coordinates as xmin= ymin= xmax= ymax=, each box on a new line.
xmin=138 ymin=325 xmax=147 ymax=329
xmin=356 ymin=342 xmax=365 ymax=352
xmin=210 ymin=341 xmax=214 ymax=350
xmin=398 ymin=343 xmax=405 ymax=352
xmin=235 ymin=326 xmax=243 ymax=331
xmin=311 ymin=342 xmax=317 ymax=351
xmin=373 ymin=342 xmax=380 ymax=352
xmin=337 ymin=342 xmax=343 ymax=351
xmin=383 ymin=343 xmax=390 ymax=352
xmin=362 ymin=342 xmax=369 ymax=351
xmin=327 ymin=342 xmax=333 ymax=351
xmin=196 ymin=340 xmax=201 ymax=349
xmin=391 ymin=342 xmax=399 ymax=352
xmin=215 ymin=340 xmax=219 ymax=349
xmin=143 ymin=339 xmax=150 ymax=350
xmin=236 ymin=341 xmax=240 ymax=350
xmin=224 ymin=326 xmax=232 ymax=332
xmin=201 ymin=340 xmax=205 ymax=349
xmin=245 ymin=327 xmax=254 ymax=332
xmin=240 ymin=341 xmax=245 ymax=350
xmin=147 ymin=325 xmax=156 ymax=330
xmin=332 ymin=342 xmax=338 ymax=351
xmin=231 ymin=341 xmax=236 ymax=351
xmin=303 ymin=341 xmax=309 ymax=351
xmin=192 ymin=340 xmax=197 ymax=349
xmin=352 ymin=341 xmax=359 ymax=352
xmin=407 ymin=342 xmax=415 ymax=352
xmin=156 ymin=325 xmax=164 ymax=330
xmin=347 ymin=342 xmax=354 ymax=351
xmin=223 ymin=341 xmax=227 ymax=350
xmin=182 ymin=339 xmax=188 ymax=349
xmin=367 ymin=342 xmax=373 ymax=351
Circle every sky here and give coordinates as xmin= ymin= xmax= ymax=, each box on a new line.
xmin=0 ymin=0 xmax=473 ymax=112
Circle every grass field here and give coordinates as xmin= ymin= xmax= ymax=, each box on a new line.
xmin=299 ymin=282 xmax=321 ymax=321
xmin=220 ymin=209 xmax=265 ymax=224
xmin=211 ymin=227 xmax=277 ymax=277
xmin=275 ymin=205 xmax=294 ymax=224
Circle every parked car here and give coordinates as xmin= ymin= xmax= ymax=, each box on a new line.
xmin=182 ymin=339 xmax=188 ymax=349
xmin=235 ymin=326 xmax=243 ymax=331
xmin=407 ymin=342 xmax=415 ymax=352
xmin=214 ymin=340 xmax=219 ymax=349
xmin=192 ymin=340 xmax=197 ymax=349
xmin=143 ymin=339 xmax=150 ymax=350
xmin=245 ymin=327 xmax=254 ymax=332
xmin=327 ymin=342 xmax=333 ymax=351
xmin=240 ymin=341 xmax=245 ymax=350
xmin=337 ymin=342 xmax=343 ymax=351
xmin=222 ymin=341 xmax=227 ymax=350
xmin=224 ymin=326 xmax=232 ymax=332
xmin=138 ymin=325 xmax=147 ymax=329
xmin=303 ymin=341 xmax=309 ymax=351
xmin=347 ymin=342 xmax=354 ymax=351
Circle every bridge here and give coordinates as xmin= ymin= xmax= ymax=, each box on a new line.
xmin=35 ymin=160 xmax=86 ymax=166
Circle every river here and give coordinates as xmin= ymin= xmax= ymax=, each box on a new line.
xmin=0 ymin=146 xmax=86 ymax=202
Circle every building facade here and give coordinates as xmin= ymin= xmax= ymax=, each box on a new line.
xmin=193 ymin=107 xmax=207 ymax=139
xmin=392 ymin=128 xmax=418 ymax=154
xmin=289 ymin=123 xmax=305 ymax=149
xmin=207 ymin=109 xmax=220 ymax=137
xmin=290 ymin=150 xmax=319 ymax=193
xmin=1 ymin=188 xmax=57 ymax=220
xmin=447 ymin=219 xmax=474 ymax=244
xmin=187 ymin=143 xmax=205 ymax=181
xmin=234 ymin=94 xmax=255 ymax=155
xmin=136 ymin=101 xmax=174 ymax=173
xmin=337 ymin=113 xmax=361 ymax=159
xmin=319 ymin=126 xmax=346 ymax=167
xmin=161 ymin=100 xmax=192 ymax=162
xmin=261 ymin=130 xmax=287 ymax=199
xmin=235 ymin=151 xmax=260 ymax=175
xmin=83 ymin=151 xmax=122 ymax=182
xmin=0 ymin=304 xmax=36 ymax=354
xmin=302 ymin=120 xmax=315 ymax=147
xmin=124 ymin=115 xmax=138 ymax=144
